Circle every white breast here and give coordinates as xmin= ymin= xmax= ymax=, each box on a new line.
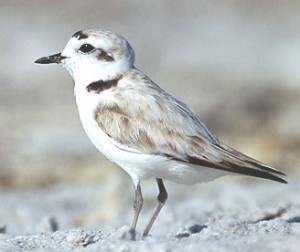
xmin=74 ymin=85 xmax=164 ymax=184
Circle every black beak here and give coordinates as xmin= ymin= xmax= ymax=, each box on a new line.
xmin=34 ymin=52 xmax=66 ymax=64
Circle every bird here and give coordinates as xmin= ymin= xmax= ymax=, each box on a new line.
xmin=35 ymin=29 xmax=287 ymax=239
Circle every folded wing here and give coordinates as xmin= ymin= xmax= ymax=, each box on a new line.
xmin=95 ymin=71 xmax=287 ymax=184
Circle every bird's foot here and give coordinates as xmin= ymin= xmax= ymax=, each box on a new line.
xmin=121 ymin=227 xmax=136 ymax=240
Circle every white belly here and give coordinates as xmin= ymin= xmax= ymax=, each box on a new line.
xmin=74 ymin=89 xmax=228 ymax=186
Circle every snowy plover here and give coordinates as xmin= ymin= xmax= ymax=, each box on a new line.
xmin=35 ymin=29 xmax=286 ymax=239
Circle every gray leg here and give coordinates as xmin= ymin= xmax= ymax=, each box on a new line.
xmin=130 ymin=182 xmax=143 ymax=240
xmin=143 ymin=178 xmax=168 ymax=237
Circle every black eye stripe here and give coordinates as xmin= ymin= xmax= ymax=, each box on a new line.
xmin=79 ymin=44 xmax=95 ymax=53
xmin=97 ymin=49 xmax=114 ymax=61
xmin=78 ymin=44 xmax=114 ymax=61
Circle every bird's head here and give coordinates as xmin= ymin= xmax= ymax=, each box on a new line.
xmin=35 ymin=29 xmax=135 ymax=84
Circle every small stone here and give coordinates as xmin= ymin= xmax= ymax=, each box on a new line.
xmin=176 ymin=224 xmax=207 ymax=238
xmin=188 ymin=224 xmax=207 ymax=234
xmin=37 ymin=217 xmax=59 ymax=233
xmin=0 ymin=224 xmax=6 ymax=234
xmin=49 ymin=217 xmax=58 ymax=232
xmin=175 ymin=231 xmax=190 ymax=239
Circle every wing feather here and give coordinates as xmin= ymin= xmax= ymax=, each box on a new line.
xmin=95 ymin=69 xmax=287 ymax=184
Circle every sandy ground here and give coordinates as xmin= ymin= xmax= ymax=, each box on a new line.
xmin=0 ymin=175 xmax=299 ymax=251
xmin=1 ymin=1 xmax=300 ymax=251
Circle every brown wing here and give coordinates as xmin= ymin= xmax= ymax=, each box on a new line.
xmin=95 ymin=70 xmax=287 ymax=184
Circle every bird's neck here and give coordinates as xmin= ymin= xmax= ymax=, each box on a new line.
xmin=73 ymin=61 xmax=132 ymax=88
xmin=85 ymin=75 xmax=123 ymax=94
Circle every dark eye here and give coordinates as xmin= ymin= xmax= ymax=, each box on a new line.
xmin=79 ymin=44 xmax=95 ymax=53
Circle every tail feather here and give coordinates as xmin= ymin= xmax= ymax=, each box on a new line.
xmin=219 ymin=144 xmax=285 ymax=176
xmin=187 ymin=156 xmax=287 ymax=184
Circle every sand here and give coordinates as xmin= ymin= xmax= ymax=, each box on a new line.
xmin=0 ymin=176 xmax=299 ymax=251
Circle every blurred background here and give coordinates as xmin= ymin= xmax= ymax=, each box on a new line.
xmin=0 ymin=0 xmax=299 ymax=234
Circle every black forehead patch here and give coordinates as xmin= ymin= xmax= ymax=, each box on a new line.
xmin=72 ymin=31 xmax=88 ymax=40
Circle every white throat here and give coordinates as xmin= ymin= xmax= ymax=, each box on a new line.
xmin=63 ymin=59 xmax=131 ymax=87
